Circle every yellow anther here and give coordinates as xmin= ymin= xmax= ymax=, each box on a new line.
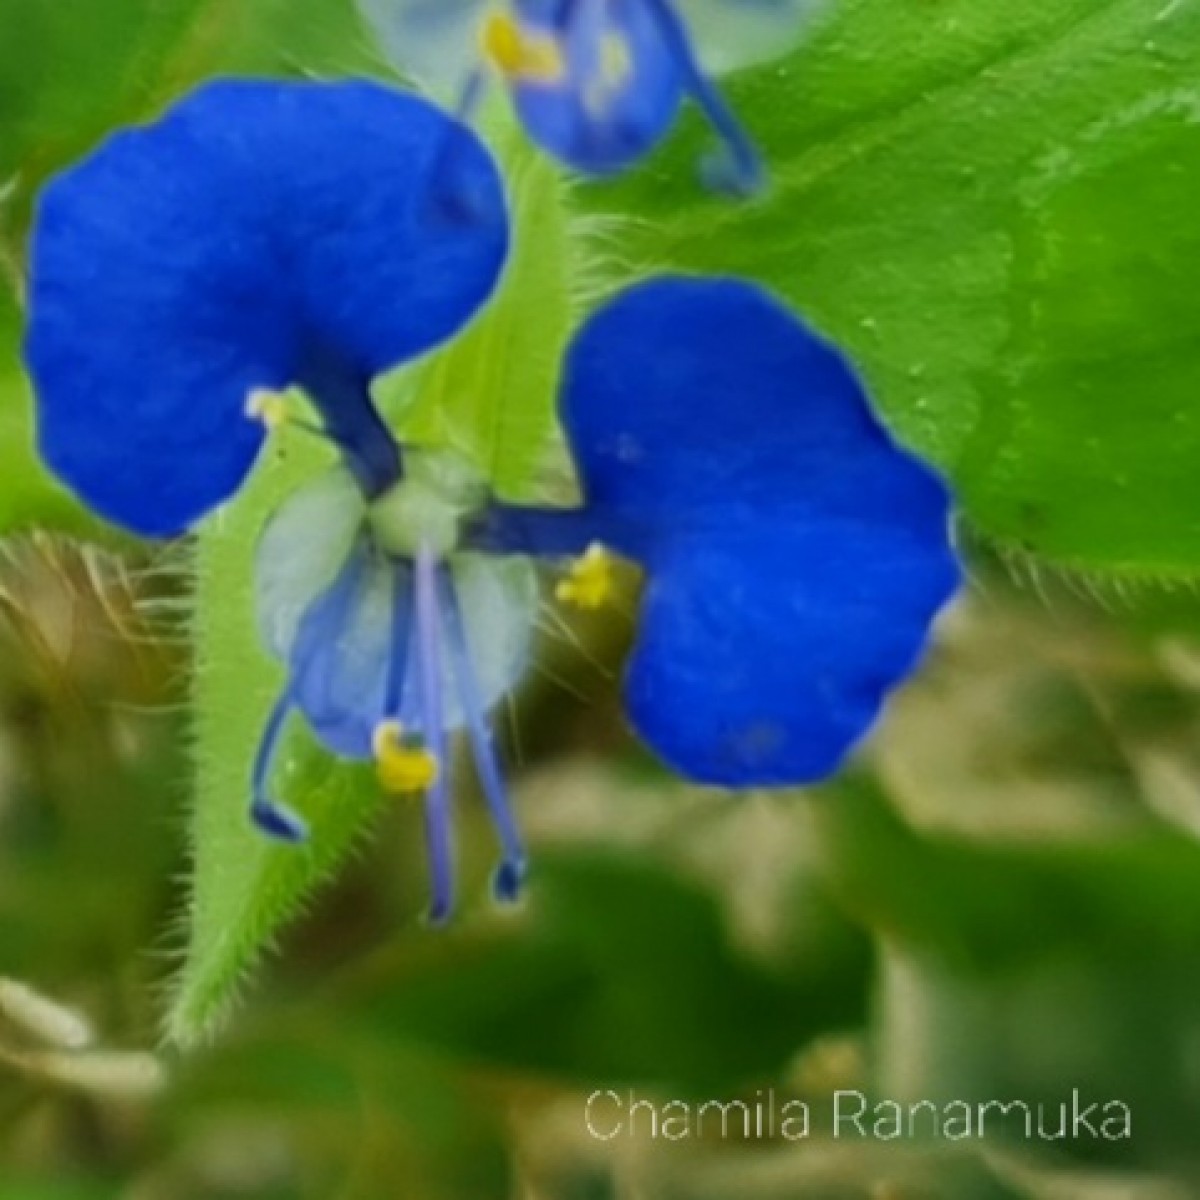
xmin=555 ymin=543 xmax=617 ymax=611
xmin=373 ymin=721 xmax=440 ymax=795
xmin=480 ymin=11 xmax=565 ymax=83
xmin=245 ymin=388 xmax=290 ymax=431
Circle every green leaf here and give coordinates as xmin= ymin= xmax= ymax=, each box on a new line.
xmin=0 ymin=0 xmax=383 ymax=254
xmin=815 ymin=784 xmax=1200 ymax=1164
xmin=216 ymin=0 xmax=387 ymax=79
xmin=812 ymin=779 xmax=1200 ymax=972
xmin=0 ymin=0 xmax=214 ymax=246
xmin=587 ymin=0 xmax=1200 ymax=575
xmin=182 ymin=1035 xmax=514 ymax=1199
xmin=169 ymin=123 xmax=576 ymax=1046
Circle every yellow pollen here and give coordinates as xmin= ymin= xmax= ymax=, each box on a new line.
xmin=555 ymin=543 xmax=617 ymax=611
xmin=480 ymin=11 xmax=565 ymax=83
xmin=245 ymin=388 xmax=290 ymax=431
xmin=373 ymin=721 xmax=440 ymax=795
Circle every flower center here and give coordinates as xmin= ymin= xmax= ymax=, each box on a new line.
xmin=367 ymin=449 xmax=487 ymax=560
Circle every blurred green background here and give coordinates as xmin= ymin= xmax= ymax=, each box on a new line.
xmin=5 ymin=1 xmax=1200 ymax=1198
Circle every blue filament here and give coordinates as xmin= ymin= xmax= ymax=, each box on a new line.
xmin=414 ymin=543 xmax=455 ymax=924
xmin=384 ymin=561 xmax=414 ymax=719
xmin=250 ymin=691 xmax=309 ymax=842
xmin=437 ymin=565 xmax=528 ymax=903
xmin=252 ymin=536 xmax=371 ymax=832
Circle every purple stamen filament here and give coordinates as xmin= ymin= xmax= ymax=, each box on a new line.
xmin=251 ymin=690 xmax=308 ymax=842
xmin=385 ymin=560 xmax=412 ymax=718
xmin=414 ymin=541 xmax=455 ymax=924
xmin=437 ymin=564 xmax=527 ymax=903
xmin=250 ymin=543 xmax=370 ymax=845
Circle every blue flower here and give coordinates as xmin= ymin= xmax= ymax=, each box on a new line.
xmin=25 ymin=78 xmax=956 ymax=925
xmin=478 ymin=277 xmax=960 ymax=785
xmin=26 ymin=79 xmax=523 ymax=923
xmin=26 ymin=79 xmax=509 ymax=537
xmin=359 ymin=0 xmax=814 ymax=193
xmin=248 ymin=274 xmax=956 ymax=923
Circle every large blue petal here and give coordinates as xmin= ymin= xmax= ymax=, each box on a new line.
xmin=26 ymin=81 xmax=508 ymax=536
xmin=548 ymin=277 xmax=957 ymax=784
xmin=624 ymin=523 xmax=958 ymax=785
xmin=510 ymin=0 xmax=682 ymax=174
xmin=559 ymin=276 xmax=951 ymax=542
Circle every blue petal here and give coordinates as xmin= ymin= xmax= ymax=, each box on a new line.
xmin=559 ymin=277 xmax=951 ymax=539
xmin=625 ymin=524 xmax=958 ymax=785
xmin=26 ymin=80 xmax=508 ymax=536
xmin=556 ymin=277 xmax=958 ymax=784
xmin=510 ymin=0 xmax=683 ymax=174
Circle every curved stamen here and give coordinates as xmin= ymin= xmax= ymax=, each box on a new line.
xmin=482 ymin=11 xmax=565 ymax=82
xmin=253 ymin=536 xmax=373 ymax=845
xmin=414 ymin=541 xmax=455 ymax=923
xmin=250 ymin=690 xmax=309 ymax=842
xmin=437 ymin=564 xmax=527 ymax=903
xmin=640 ymin=0 xmax=765 ymax=195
